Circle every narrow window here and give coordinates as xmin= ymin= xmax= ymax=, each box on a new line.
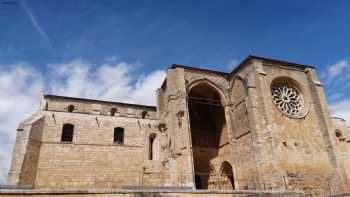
xmin=141 ymin=110 xmax=148 ymax=119
xmin=114 ymin=127 xmax=124 ymax=144
xmin=149 ymin=133 xmax=156 ymax=160
xmin=335 ymin=130 xmax=345 ymax=142
xmin=335 ymin=131 xmax=342 ymax=138
xmin=68 ymin=105 xmax=75 ymax=112
xmin=61 ymin=124 xmax=74 ymax=143
xmin=110 ymin=108 xmax=117 ymax=116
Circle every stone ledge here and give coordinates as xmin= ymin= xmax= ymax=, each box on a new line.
xmin=0 ymin=188 xmax=304 ymax=195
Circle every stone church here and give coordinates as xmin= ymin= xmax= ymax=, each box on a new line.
xmin=7 ymin=55 xmax=350 ymax=194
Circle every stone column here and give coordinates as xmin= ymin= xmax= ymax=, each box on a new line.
xmin=305 ymin=67 xmax=346 ymax=192
xmin=8 ymin=124 xmax=32 ymax=186
xmin=8 ymin=113 xmax=44 ymax=187
xmin=162 ymin=67 xmax=195 ymax=188
xmin=244 ymin=69 xmax=264 ymax=189
xmin=244 ymin=59 xmax=282 ymax=189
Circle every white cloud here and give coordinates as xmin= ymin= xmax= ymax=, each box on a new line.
xmin=0 ymin=65 xmax=43 ymax=184
xmin=329 ymin=99 xmax=350 ymax=127
xmin=322 ymin=59 xmax=350 ymax=125
xmin=47 ymin=60 xmax=165 ymax=105
xmin=324 ymin=60 xmax=349 ymax=81
xmin=0 ymin=60 xmax=165 ymax=184
xmin=131 ymin=70 xmax=166 ymax=105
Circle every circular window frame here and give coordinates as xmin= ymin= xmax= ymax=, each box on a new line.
xmin=270 ymin=77 xmax=310 ymax=119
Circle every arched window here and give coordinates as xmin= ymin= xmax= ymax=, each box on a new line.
xmin=68 ymin=105 xmax=75 ymax=112
xmin=220 ymin=161 xmax=235 ymax=189
xmin=114 ymin=127 xmax=124 ymax=144
xmin=141 ymin=110 xmax=148 ymax=119
xmin=335 ymin=130 xmax=342 ymax=138
xmin=61 ymin=124 xmax=74 ymax=143
xmin=110 ymin=108 xmax=117 ymax=116
xmin=335 ymin=130 xmax=345 ymax=142
xmin=149 ymin=133 xmax=156 ymax=160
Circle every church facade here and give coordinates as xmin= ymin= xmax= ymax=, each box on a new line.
xmin=7 ymin=55 xmax=350 ymax=194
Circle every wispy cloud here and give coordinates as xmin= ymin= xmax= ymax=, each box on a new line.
xmin=322 ymin=59 xmax=350 ymax=88
xmin=20 ymin=0 xmax=53 ymax=49
xmin=322 ymin=59 xmax=350 ymax=125
xmin=325 ymin=60 xmax=348 ymax=81
xmin=47 ymin=60 xmax=165 ymax=105
xmin=0 ymin=59 xmax=165 ymax=183
xmin=329 ymin=99 xmax=350 ymax=127
xmin=227 ymin=59 xmax=239 ymax=71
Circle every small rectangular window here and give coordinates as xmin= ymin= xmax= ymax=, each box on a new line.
xmin=61 ymin=124 xmax=74 ymax=143
xmin=114 ymin=127 xmax=124 ymax=144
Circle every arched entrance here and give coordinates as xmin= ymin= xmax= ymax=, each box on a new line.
xmin=220 ymin=161 xmax=235 ymax=189
xmin=188 ymin=82 xmax=229 ymax=189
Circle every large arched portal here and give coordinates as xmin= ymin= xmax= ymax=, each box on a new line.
xmin=188 ymin=82 xmax=229 ymax=189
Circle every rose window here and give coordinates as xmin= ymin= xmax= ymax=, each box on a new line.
xmin=271 ymin=83 xmax=302 ymax=117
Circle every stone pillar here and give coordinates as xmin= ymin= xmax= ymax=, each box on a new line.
xmin=161 ymin=67 xmax=195 ymax=188
xmin=244 ymin=59 xmax=282 ymax=189
xmin=8 ymin=124 xmax=32 ymax=186
xmin=8 ymin=114 xmax=44 ymax=187
xmin=305 ymin=68 xmax=346 ymax=192
xmin=244 ymin=70 xmax=265 ymax=189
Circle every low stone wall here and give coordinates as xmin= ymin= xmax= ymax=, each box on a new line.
xmin=0 ymin=189 xmax=304 ymax=197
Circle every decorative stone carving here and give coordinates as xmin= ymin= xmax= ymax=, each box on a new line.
xmin=271 ymin=83 xmax=302 ymax=118
xmin=167 ymin=91 xmax=186 ymax=102
xmin=157 ymin=123 xmax=173 ymax=161
xmin=176 ymin=111 xmax=184 ymax=129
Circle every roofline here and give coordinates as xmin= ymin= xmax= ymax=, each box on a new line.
xmin=43 ymin=94 xmax=157 ymax=110
xmin=167 ymin=55 xmax=315 ymax=78
xmin=231 ymin=55 xmax=315 ymax=74
xmin=169 ymin=64 xmax=229 ymax=76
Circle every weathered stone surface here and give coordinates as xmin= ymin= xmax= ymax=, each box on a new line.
xmin=6 ymin=56 xmax=350 ymax=195
xmin=0 ymin=188 xmax=305 ymax=197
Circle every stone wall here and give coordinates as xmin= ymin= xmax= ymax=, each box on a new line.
xmin=331 ymin=117 xmax=350 ymax=191
xmin=7 ymin=56 xmax=350 ymax=194
xmin=8 ymin=96 xmax=168 ymax=189
xmin=246 ymin=60 xmax=349 ymax=193
xmin=44 ymin=95 xmax=157 ymax=119
xmin=8 ymin=111 xmax=45 ymax=186
xmin=35 ymin=110 xmax=161 ymax=189
xmin=0 ymin=189 xmax=305 ymax=197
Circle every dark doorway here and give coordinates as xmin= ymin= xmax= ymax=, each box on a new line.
xmin=195 ymin=175 xmax=202 ymax=189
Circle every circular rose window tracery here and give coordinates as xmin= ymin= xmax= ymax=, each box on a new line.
xmin=271 ymin=82 xmax=303 ymax=118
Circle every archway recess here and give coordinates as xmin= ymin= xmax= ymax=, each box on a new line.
xmin=188 ymin=82 xmax=229 ymax=189
xmin=220 ymin=161 xmax=235 ymax=189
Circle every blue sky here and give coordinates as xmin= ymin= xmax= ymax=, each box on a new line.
xmin=1 ymin=0 xmax=350 ymax=183
xmin=2 ymin=0 xmax=350 ymax=72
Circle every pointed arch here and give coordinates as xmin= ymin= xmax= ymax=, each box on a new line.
xmin=187 ymin=79 xmax=230 ymax=189
xmin=187 ymin=78 xmax=228 ymax=106
xmin=230 ymin=75 xmax=248 ymax=104
xmin=220 ymin=161 xmax=235 ymax=189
